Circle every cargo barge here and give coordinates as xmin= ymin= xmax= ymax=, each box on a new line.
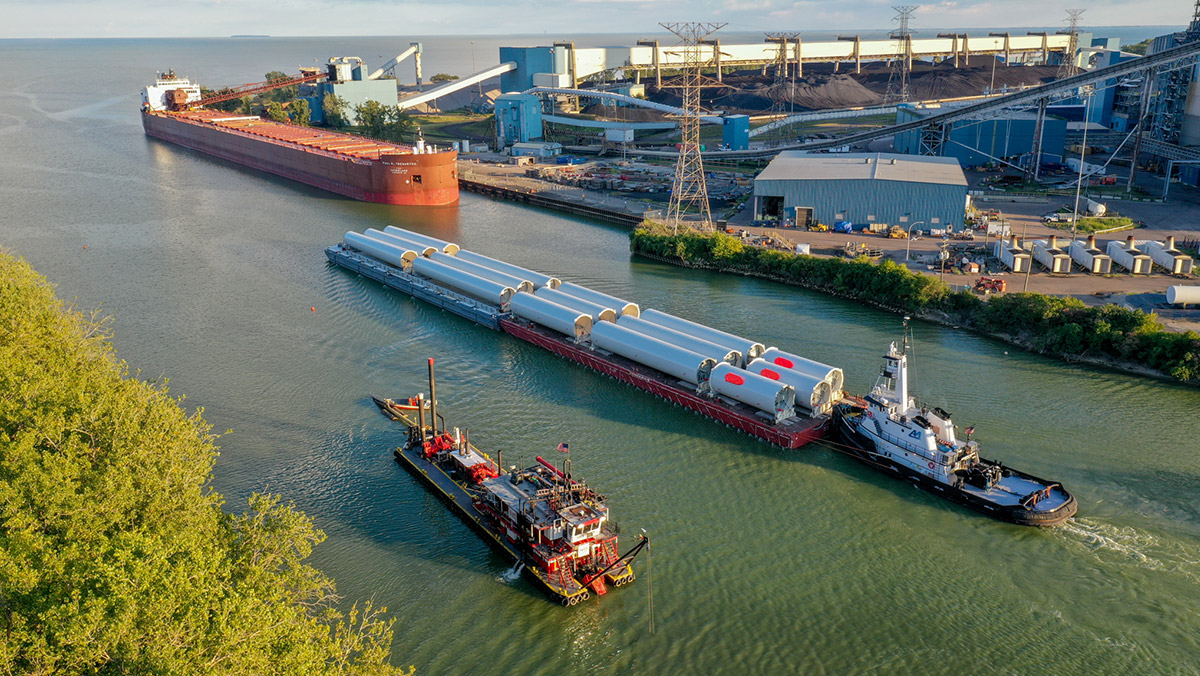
xmin=140 ymin=72 xmax=458 ymax=206
xmin=373 ymin=364 xmax=646 ymax=605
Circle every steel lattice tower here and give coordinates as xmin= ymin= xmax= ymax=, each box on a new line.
xmin=764 ymin=32 xmax=801 ymax=146
xmin=661 ymin=21 xmax=725 ymax=230
xmin=1056 ymin=9 xmax=1086 ymax=79
xmin=885 ymin=6 xmax=917 ymax=103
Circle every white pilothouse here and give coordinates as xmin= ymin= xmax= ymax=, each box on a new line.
xmin=835 ymin=320 xmax=1077 ymax=526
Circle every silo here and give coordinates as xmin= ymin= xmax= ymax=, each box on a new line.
xmin=590 ymin=321 xmax=717 ymax=385
xmin=616 ymin=314 xmax=740 ymax=366
xmin=708 ymin=363 xmax=796 ymax=422
xmin=746 ymin=358 xmax=833 ymax=413
xmin=430 ymin=252 xmax=534 ymax=293
xmin=639 ymin=308 xmax=764 ymax=365
xmin=557 ymin=282 xmax=639 ymax=317
xmin=411 ymin=256 xmax=515 ymax=305
xmin=534 ymin=287 xmax=617 ymax=323
xmin=759 ymin=347 xmax=843 ymax=394
xmin=382 ymin=226 xmax=460 ymax=255
xmin=454 ymin=250 xmax=561 ymax=289
xmin=364 ymin=228 xmax=437 ymax=257
xmin=344 ymin=231 xmax=417 ymax=268
xmin=510 ymin=293 xmax=593 ymax=340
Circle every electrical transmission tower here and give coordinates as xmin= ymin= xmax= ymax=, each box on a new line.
xmin=1056 ymin=9 xmax=1086 ymax=79
xmin=661 ymin=21 xmax=726 ymax=230
xmin=885 ymin=5 xmax=917 ymax=103
xmin=764 ymin=32 xmax=801 ymax=146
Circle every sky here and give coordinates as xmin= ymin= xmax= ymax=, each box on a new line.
xmin=0 ymin=0 xmax=1190 ymax=39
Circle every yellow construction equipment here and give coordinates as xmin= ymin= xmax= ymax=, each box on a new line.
xmin=886 ymin=226 xmax=908 ymax=239
xmin=807 ymin=222 xmax=829 ymax=232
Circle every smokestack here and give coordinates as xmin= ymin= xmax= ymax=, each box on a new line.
xmin=1049 ymin=235 xmax=1058 ymax=249
xmin=1126 ymin=234 xmax=1137 ymax=251
xmin=1167 ymin=235 xmax=1176 ymax=250
xmin=1087 ymin=234 xmax=1096 ymax=249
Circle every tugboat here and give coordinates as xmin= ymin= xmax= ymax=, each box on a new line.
xmin=833 ymin=320 xmax=1077 ymax=526
xmin=373 ymin=359 xmax=647 ymax=606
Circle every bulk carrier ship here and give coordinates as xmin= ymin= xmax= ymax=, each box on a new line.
xmin=140 ymin=71 xmax=458 ymax=206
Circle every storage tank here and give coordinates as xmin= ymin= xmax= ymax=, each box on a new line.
xmin=1085 ymin=198 xmax=1107 ymax=217
xmin=430 ymin=252 xmax=534 ymax=293
xmin=1167 ymin=285 xmax=1200 ymax=306
xmin=344 ymin=231 xmax=417 ymax=268
xmin=411 ymin=256 xmax=515 ymax=305
xmin=557 ymin=282 xmax=639 ymax=317
xmin=382 ymin=226 xmax=460 ymax=255
xmin=454 ymin=250 xmax=561 ymax=289
xmin=993 ymin=235 xmax=1031 ymax=273
xmin=510 ymin=293 xmax=592 ymax=340
xmin=1068 ymin=235 xmax=1113 ymax=274
xmin=1139 ymin=236 xmax=1195 ymax=276
xmin=1106 ymin=236 xmax=1153 ymax=275
xmin=616 ymin=314 xmax=740 ymax=366
xmin=1032 ymin=238 xmax=1072 ymax=274
xmin=708 ymin=363 xmax=796 ymax=422
xmin=534 ymin=287 xmax=617 ymax=323
xmin=639 ymin=308 xmax=765 ymax=366
xmin=758 ymin=347 xmax=844 ymax=395
xmin=746 ymin=358 xmax=833 ymax=413
xmin=590 ymin=321 xmax=717 ymax=385
xmin=363 ymin=228 xmax=437 ymax=257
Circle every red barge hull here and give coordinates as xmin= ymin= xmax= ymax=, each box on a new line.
xmin=500 ymin=318 xmax=830 ymax=449
xmin=142 ymin=110 xmax=458 ymax=206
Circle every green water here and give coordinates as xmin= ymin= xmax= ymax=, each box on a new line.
xmin=3 ymin=37 xmax=1200 ymax=676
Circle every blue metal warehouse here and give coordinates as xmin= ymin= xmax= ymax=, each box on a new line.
xmin=753 ymin=153 xmax=968 ymax=229
xmin=893 ymin=105 xmax=1067 ymax=168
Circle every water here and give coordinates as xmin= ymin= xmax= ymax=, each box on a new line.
xmin=3 ymin=35 xmax=1200 ymax=676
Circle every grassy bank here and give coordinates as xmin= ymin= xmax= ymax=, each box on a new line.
xmin=630 ymin=226 xmax=1200 ymax=385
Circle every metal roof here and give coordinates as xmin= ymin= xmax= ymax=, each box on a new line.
xmin=755 ymin=152 xmax=967 ymax=186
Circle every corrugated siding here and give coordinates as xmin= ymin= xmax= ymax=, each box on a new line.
xmin=755 ymin=177 xmax=967 ymax=228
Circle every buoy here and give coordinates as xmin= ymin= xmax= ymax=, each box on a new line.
xmin=83 ymin=246 xmax=87 ymax=249
xmin=311 ymin=307 xmax=316 ymax=312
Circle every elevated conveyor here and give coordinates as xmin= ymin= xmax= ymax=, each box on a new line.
xmin=397 ymin=62 xmax=518 ymax=110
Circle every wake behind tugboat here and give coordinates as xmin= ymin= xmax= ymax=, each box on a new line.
xmin=833 ymin=320 xmax=1077 ymax=527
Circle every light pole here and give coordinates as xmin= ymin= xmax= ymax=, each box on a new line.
xmin=1070 ymin=86 xmax=1094 ymax=242
xmin=905 ymin=220 xmax=925 ymax=263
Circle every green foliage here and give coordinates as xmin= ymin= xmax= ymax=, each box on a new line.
xmin=200 ymin=87 xmax=243 ymax=113
xmin=1048 ymin=216 xmax=1135 ymax=234
xmin=0 ymin=252 xmax=409 ymax=675
xmin=353 ymin=101 xmax=415 ymax=143
xmin=323 ymin=94 xmax=350 ymax=129
xmin=1124 ymin=38 xmax=1152 ymax=55
xmin=291 ymin=98 xmax=312 ymax=126
xmin=265 ymin=101 xmax=289 ymax=124
xmin=630 ymin=228 xmax=1200 ymax=386
xmin=264 ymin=70 xmax=298 ymax=103
xmin=429 ymin=73 xmax=459 ymax=82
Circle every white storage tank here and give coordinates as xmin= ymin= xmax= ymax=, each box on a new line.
xmin=616 ymin=314 xmax=740 ymax=366
xmin=364 ymin=228 xmax=437 ymax=257
xmin=454 ymin=249 xmax=562 ymax=289
xmin=746 ymin=358 xmax=833 ymax=414
xmin=1032 ymin=238 xmax=1072 ymax=274
xmin=557 ymin=282 xmax=639 ymax=317
xmin=534 ymin=287 xmax=617 ymax=323
xmin=759 ymin=347 xmax=844 ymax=395
xmin=1068 ymin=235 xmax=1113 ymax=274
xmin=1139 ymin=236 xmax=1195 ymax=276
xmin=411 ymin=256 xmax=515 ymax=305
xmin=382 ymin=226 xmax=460 ymax=255
xmin=1167 ymin=285 xmax=1200 ymax=307
xmin=430 ymin=252 xmax=534 ymax=293
xmin=510 ymin=293 xmax=592 ymax=340
xmin=708 ymin=363 xmax=796 ymax=422
xmin=993 ymin=235 xmax=1031 ymax=273
xmin=344 ymin=231 xmax=418 ymax=268
xmin=1106 ymin=236 xmax=1153 ymax=275
xmin=639 ymin=308 xmax=765 ymax=366
xmin=590 ymin=321 xmax=717 ymax=385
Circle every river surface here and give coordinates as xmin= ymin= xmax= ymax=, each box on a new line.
xmin=3 ymin=34 xmax=1199 ymax=676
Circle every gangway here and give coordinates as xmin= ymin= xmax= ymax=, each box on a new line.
xmin=398 ymin=62 xmax=517 ymax=110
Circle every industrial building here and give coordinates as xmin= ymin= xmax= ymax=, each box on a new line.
xmin=893 ymin=105 xmax=1067 ymax=168
xmin=753 ymin=153 xmax=968 ymax=229
xmin=495 ymin=93 xmax=544 ymax=145
xmin=299 ymin=57 xmax=402 ymax=125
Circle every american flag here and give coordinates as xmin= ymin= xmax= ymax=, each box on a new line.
xmin=965 ymin=426 xmax=976 ymax=436
xmin=556 ymin=442 xmax=570 ymax=453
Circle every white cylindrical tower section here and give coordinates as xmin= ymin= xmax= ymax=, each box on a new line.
xmin=557 ymin=282 xmax=639 ymax=317
xmin=382 ymin=226 xmax=460 ymax=255
xmin=590 ymin=321 xmax=716 ymax=385
xmin=616 ymin=314 xmax=739 ymax=366
xmin=510 ymin=293 xmax=593 ymax=340
xmin=1167 ymin=285 xmax=1200 ymax=306
xmin=534 ymin=287 xmax=617 ymax=323
xmin=411 ymin=256 xmax=515 ymax=305
xmin=759 ymin=347 xmax=844 ymax=394
xmin=344 ymin=231 xmax=417 ymax=268
xmin=454 ymin=249 xmax=561 ymax=289
xmin=746 ymin=358 xmax=832 ymax=413
xmin=709 ymin=363 xmax=796 ymax=420
xmin=364 ymin=228 xmax=437 ymax=257
xmin=430 ymin=252 xmax=534 ymax=293
xmin=640 ymin=308 xmax=764 ymax=366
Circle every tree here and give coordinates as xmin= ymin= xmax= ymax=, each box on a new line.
xmin=264 ymin=70 xmax=298 ymax=102
xmin=429 ymin=73 xmax=459 ymax=82
xmin=1123 ymin=38 xmax=1152 ymax=56
xmin=265 ymin=101 xmax=289 ymax=123
xmin=323 ymin=93 xmax=350 ymax=129
xmin=352 ymin=101 xmax=414 ymax=143
xmin=291 ymin=98 xmax=312 ymax=126
xmin=0 ymin=251 xmax=410 ymax=675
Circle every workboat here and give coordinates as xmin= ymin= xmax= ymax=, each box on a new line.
xmin=833 ymin=321 xmax=1077 ymax=526
xmin=373 ymin=360 xmax=647 ymax=606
